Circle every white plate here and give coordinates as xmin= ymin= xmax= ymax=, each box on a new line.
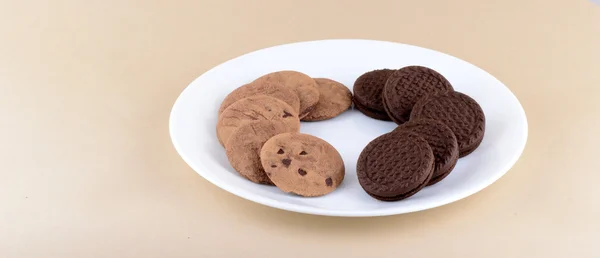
xmin=169 ymin=39 xmax=528 ymax=217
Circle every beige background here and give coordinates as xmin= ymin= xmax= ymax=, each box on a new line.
xmin=1 ymin=0 xmax=599 ymax=257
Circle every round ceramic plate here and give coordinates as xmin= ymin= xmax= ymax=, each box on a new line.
xmin=169 ymin=39 xmax=528 ymax=217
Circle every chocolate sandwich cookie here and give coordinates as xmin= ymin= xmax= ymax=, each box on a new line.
xmin=353 ymin=99 xmax=391 ymax=121
xmin=225 ymin=120 xmax=290 ymax=185
xmin=260 ymin=132 xmax=345 ymax=197
xmin=393 ymin=119 xmax=459 ymax=185
xmin=218 ymin=81 xmax=300 ymax=116
xmin=410 ymin=91 xmax=485 ymax=157
xmin=252 ymin=71 xmax=319 ymax=119
xmin=357 ymin=131 xmax=434 ymax=201
xmin=383 ymin=66 xmax=453 ymax=124
xmin=301 ymin=78 xmax=352 ymax=121
xmin=352 ymin=69 xmax=395 ymax=120
xmin=216 ymin=95 xmax=300 ymax=146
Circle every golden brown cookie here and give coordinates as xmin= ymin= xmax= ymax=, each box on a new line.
xmin=218 ymin=81 xmax=300 ymax=115
xmin=260 ymin=132 xmax=345 ymax=197
xmin=216 ymin=95 xmax=300 ymax=146
xmin=225 ymin=120 xmax=290 ymax=185
xmin=301 ymin=78 xmax=352 ymax=121
xmin=252 ymin=71 xmax=319 ymax=118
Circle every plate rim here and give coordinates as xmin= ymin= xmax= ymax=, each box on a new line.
xmin=169 ymin=39 xmax=529 ymax=217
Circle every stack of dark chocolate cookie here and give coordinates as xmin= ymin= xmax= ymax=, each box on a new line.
xmin=354 ymin=66 xmax=486 ymax=201
xmin=217 ymin=70 xmax=352 ymax=197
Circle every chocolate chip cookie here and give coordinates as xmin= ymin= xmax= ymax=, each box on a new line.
xmin=225 ymin=120 xmax=291 ymax=185
xmin=260 ymin=132 xmax=345 ymax=197
xmin=218 ymin=81 xmax=301 ymax=116
xmin=301 ymin=78 xmax=352 ymax=121
xmin=252 ymin=71 xmax=319 ymax=118
xmin=216 ymin=95 xmax=300 ymax=146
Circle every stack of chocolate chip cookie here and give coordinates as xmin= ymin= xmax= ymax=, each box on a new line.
xmin=217 ymin=70 xmax=352 ymax=197
xmin=354 ymin=66 xmax=486 ymax=201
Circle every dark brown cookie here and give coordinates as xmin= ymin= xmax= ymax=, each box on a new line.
xmin=216 ymin=95 xmax=300 ymax=146
xmin=383 ymin=66 xmax=453 ymax=124
xmin=357 ymin=131 xmax=434 ymax=201
xmin=301 ymin=78 xmax=352 ymax=121
xmin=218 ymin=81 xmax=300 ymax=116
xmin=410 ymin=91 xmax=485 ymax=157
xmin=352 ymin=69 xmax=395 ymax=120
xmin=353 ymin=98 xmax=392 ymax=121
xmin=393 ymin=119 xmax=459 ymax=185
xmin=260 ymin=132 xmax=345 ymax=197
xmin=225 ymin=120 xmax=290 ymax=185
xmin=252 ymin=71 xmax=319 ymax=119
